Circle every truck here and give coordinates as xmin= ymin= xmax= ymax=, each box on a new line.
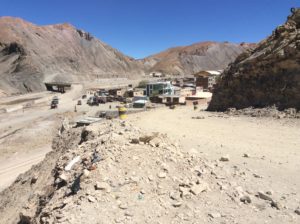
xmin=50 ymin=96 xmax=59 ymax=109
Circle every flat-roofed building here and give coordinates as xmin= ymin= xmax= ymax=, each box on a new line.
xmin=145 ymin=81 xmax=174 ymax=97
xmin=194 ymin=70 xmax=222 ymax=90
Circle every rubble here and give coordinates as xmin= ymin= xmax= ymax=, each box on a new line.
xmin=243 ymin=153 xmax=249 ymax=158
xmin=190 ymin=182 xmax=209 ymax=195
xmin=95 ymin=182 xmax=111 ymax=192
xmin=208 ymin=212 xmax=221 ymax=218
xmin=223 ymin=107 xmax=300 ymax=118
xmin=65 ymin=156 xmax=81 ymax=171
xmin=240 ymin=195 xmax=251 ymax=204
xmin=257 ymin=191 xmax=273 ymax=201
xmin=0 ymin=119 xmax=298 ymax=224
xmin=220 ymin=155 xmax=230 ymax=162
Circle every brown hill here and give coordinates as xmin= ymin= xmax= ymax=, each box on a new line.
xmin=208 ymin=8 xmax=300 ymax=111
xmin=143 ymin=41 xmax=256 ymax=76
xmin=0 ymin=16 xmax=256 ymax=95
xmin=0 ymin=17 xmax=145 ymax=94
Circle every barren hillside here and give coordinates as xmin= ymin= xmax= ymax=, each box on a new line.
xmin=0 ymin=17 xmax=256 ymax=95
xmin=0 ymin=17 xmax=145 ymax=94
xmin=143 ymin=41 xmax=255 ymax=76
xmin=208 ymin=8 xmax=300 ymax=111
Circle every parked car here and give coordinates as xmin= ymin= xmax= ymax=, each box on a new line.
xmin=87 ymin=97 xmax=99 ymax=106
xmin=50 ymin=101 xmax=58 ymax=109
xmin=52 ymin=96 xmax=59 ymax=105
xmin=87 ymin=97 xmax=94 ymax=105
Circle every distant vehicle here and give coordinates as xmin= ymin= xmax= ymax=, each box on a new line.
xmin=97 ymin=90 xmax=109 ymax=97
xmin=87 ymin=97 xmax=94 ymax=105
xmin=82 ymin=95 xmax=87 ymax=99
xmin=87 ymin=96 xmax=99 ymax=106
xmin=52 ymin=96 xmax=59 ymax=105
xmin=98 ymin=97 xmax=106 ymax=104
xmin=106 ymin=96 xmax=114 ymax=102
xmin=115 ymin=96 xmax=128 ymax=103
xmin=50 ymin=102 xmax=58 ymax=109
xmin=50 ymin=96 xmax=59 ymax=109
xmin=77 ymin=100 xmax=82 ymax=105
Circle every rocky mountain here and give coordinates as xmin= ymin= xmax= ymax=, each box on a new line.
xmin=0 ymin=17 xmax=256 ymax=95
xmin=0 ymin=17 xmax=145 ymax=94
xmin=143 ymin=42 xmax=255 ymax=76
xmin=208 ymin=9 xmax=300 ymax=111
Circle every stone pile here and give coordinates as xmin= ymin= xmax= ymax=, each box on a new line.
xmin=224 ymin=106 xmax=300 ymax=119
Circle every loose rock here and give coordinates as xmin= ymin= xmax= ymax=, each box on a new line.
xmin=219 ymin=155 xmax=230 ymax=162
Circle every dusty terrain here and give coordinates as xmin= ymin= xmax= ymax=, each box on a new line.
xmin=0 ymin=101 xmax=299 ymax=223
xmin=0 ymin=84 xmax=84 ymax=190
xmin=129 ymin=105 xmax=300 ymax=192
xmin=0 ymin=83 xmax=141 ymax=191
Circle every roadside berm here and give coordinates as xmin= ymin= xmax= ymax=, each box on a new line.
xmin=0 ymin=120 xmax=299 ymax=223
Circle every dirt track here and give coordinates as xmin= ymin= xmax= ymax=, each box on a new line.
xmin=0 ymin=92 xmax=299 ymax=222
xmin=0 ymin=146 xmax=50 ymax=191
xmin=0 ymin=85 xmax=84 ymax=190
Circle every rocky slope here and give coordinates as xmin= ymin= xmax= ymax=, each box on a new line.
xmin=0 ymin=17 xmax=145 ymax=94
xmin=0 ymin=119 xmax=299 ymax=224
xmin=143 ymin=41 xmax=255 ymax=76
xmin=208 ymin=8 xmax=300 ymax=111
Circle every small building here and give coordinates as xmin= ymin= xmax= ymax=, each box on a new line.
xmin=108 ymin=88 xmax=124 ymax=97
xmin=150 ymin=72 xmax=163 ymax=77
xmin=125 ymin=88 xmax=145 ymax=97
xmin=158 ymin=94 xmax=186 ymax=105
xmin=172 ymin=86 xmax=195 ymax=98
xmin=133 ymin=88 xmax=145 ymax=97
xmin=145 ymin=81 xmax=174 ymax=97
xmin=194 ymin=70 xmax=221 ymax=90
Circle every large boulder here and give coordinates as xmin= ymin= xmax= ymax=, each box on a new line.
xmin=208 ymin=8 xmax=300 ymax=111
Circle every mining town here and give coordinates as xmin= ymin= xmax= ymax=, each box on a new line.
xmin=0 ymin=2 xmax=299 ymax=224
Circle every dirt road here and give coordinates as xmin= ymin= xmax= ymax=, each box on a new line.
xmin=0 ymin=84 xmax=84 ymax=190
xmin=0 ymin=146 xmax=51 ymax=191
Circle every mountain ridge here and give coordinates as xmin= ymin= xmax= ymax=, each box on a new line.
xmin=143 ymin=41 xmax=256 ymax=76
xmin=0 ymin=16 xmax=254 ymax=95
xmin=0 ymin=16 xmax=145 ymax=94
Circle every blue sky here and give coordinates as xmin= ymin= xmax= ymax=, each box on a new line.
xmin=0 ymin=0 xmax=298 ymax=58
